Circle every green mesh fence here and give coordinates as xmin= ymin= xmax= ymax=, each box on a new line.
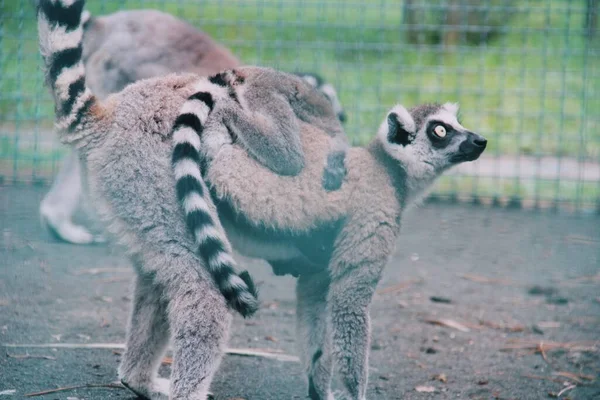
xmin=1 ymin=0 xmax=598 ymax=212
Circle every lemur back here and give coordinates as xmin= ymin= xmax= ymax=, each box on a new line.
xmin=41 ymin=6 xmax=349 ymax=246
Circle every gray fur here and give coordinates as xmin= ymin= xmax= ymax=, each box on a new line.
xmin=40 ymin=7 xmax=348 ymax=245
xmin=38 ymin=2 xmax=485 ymax=398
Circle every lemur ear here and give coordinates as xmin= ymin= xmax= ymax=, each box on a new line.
xmin=387 ymin=105 xmax=416 ymax=146
xmin=442 ymin=102 xmax=459 ymax=116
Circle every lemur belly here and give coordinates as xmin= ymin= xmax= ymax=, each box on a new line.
xmin=215 ymin=197 xmax=341 ymax=272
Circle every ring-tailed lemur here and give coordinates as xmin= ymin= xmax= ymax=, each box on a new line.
xmin=39 ymin=7 xmax=348 ymax=246
xmin=173 ymin=80 xmax=487 ymax=399
xmin=38 ymin=1 xmax=486 ymax=398
xmin=37 ymin=2 xmax=351 ymax=398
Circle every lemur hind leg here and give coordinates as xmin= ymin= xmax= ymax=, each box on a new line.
xmin=40 ymin=149 xmax=104 ymax=245
xmin=119 ymin=271 xmax=170 ymax=400
xmin=327 ymin=221 xmax=395 ymax=400
xmin=162 ymin=254 xmax=232 ymax=399
xmin=120 ymin=251 xmax=231 ymax=400
xmin=296 ymin=270 xmax=335 ymax=400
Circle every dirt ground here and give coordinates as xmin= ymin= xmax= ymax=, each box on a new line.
xmin=1 ymin=185 xmax=599 ymax=400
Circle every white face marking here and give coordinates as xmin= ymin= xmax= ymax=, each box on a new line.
xmin=302 ymin=75 xmax=319 ymax=88
xmin=320 ymin=84 xmax=343 ymax=116
xmin=425 ymin=108 xmax=466 ymax=132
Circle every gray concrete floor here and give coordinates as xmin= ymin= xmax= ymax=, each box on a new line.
xmin=1 ymin=186 xmax=599 ymax=399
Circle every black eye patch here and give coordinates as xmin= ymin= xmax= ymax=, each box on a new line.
xmin=426 ymin=121 xmax=454 ymax=148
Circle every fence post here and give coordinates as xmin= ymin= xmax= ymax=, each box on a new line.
xmin=586 ymin=0 xmax=598 ymax=38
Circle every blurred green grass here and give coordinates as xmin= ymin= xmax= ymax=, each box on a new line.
xmin=1 ymin=0 xmax=598 ymax=203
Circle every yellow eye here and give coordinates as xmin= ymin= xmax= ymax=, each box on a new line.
xmin=433 ymin=125 xmax=446 ymax=138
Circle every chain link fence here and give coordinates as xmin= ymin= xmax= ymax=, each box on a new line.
xmin=1 ymin=0 xmax=598 ymax=212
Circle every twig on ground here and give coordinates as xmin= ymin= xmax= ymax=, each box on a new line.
xmin=522 ymin=374 xmax=564 ymax=384
xmin=561 ymin=273 xmax=600 ymax=285
xmin=3 ymin=343 xmax=126 ymax=349
xmin=501 ymin=339 xmax=598 ymax=354
xmin=377 ymin=278 xmax=421 ymax=295
xmin=226 ymin=348 xmax=299 ymax=362
xmin=422 ymin=318 xmax=470 ymax=332
xmin=538 ymin=342 xmax=550 ymax=364
xmin=459 ymin=274 xmax=514 ymax=285
xmin=553 ymin=371 xmax=596 ymax=383
xmin=25 ymin=383 xmax=125 ymax=397
xmin=6 ymin=353 xmax=55 ymax=360
xmin=73 ymin=267 xmax=130 ymax=276
xmin=564 ymin=234 xmax=599 ymax=245
xmin=475 ymin=319 xmax=526 ymax=332
xmin=97 ymin=276 xmax=131 ymax=283
xmin=4 ymin=343 xmax=299 ymax=362
xmin=556 ymin=384 xmax=576 ymax=397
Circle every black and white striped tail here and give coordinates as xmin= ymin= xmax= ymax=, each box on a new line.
xmin=37 ymin=0 xmax=96 ymax=133
xmin=172 ymin=90 xmax=259 ymax=318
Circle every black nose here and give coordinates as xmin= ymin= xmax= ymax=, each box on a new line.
xmin=471 ymin=134 xmax=487 ymax=148
xmin=454 ymin=132 xmax=487 ymax=163
xmin=338 ymin=111 xmax=347 ymax=123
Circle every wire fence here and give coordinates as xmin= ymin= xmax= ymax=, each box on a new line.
xmin=1 ymin=0 xmax=598 ymax=213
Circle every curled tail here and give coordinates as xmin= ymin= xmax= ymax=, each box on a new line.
xmin=171 ymin=90 xmax=259 ymax=317
xmin=37 ymin=0 xmax=99 ymax=136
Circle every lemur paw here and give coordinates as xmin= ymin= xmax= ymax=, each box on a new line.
xmin=121 ymin=378 xmax=168 ymax=400
xmin=322 ymin=151 xmax=347 ymax=191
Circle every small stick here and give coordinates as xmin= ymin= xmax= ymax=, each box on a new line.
xmin=522 ymin=374 xmax=564 ymax=384
xmin=6 ymin=353 xmax=56 ymax=360
xmin=553 ymin=371 xmax=596 ymax=383
xmin=377 ymin=279 xmax=421 ymax=295
xmin=25 ymin=383 xmax=125 ymax=397
xmin=556 ymin=384 xmax=576 ymax=397
xmin=538 ymin=342 xmax=550 ymax=364
xmin=4 ymin=343 xmax=299 ymax=362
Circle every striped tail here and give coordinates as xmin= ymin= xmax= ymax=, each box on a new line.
xmin=37 ymin=0 xmax=98 ymax=135
xmin=171 ymin=90 xmax=259 ymax=318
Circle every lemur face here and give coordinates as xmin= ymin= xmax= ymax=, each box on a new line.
xmin=379 ymin=102 xmax=487 ymax=173
xmin=296 ymin=73 xmax=347 ymax=123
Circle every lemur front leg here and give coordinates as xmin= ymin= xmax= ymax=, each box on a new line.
xmin=296 ymin=270 xmax=335 ymax=400
xmin=326 ymin=220 xmax=396 ymax=400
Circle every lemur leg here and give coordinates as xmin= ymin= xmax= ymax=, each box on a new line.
xmin=163 ymin=255 xmax=232 ymax=400
xmin=119 ymin=271 xmax=170 ymax=400
xmin=327 ymin=223 xmax=394 ymax=400
xmin=296 ymin=271 xmax=335 ymax=400
xmin=40 ymin=149 xmax=104 ymax=245
xmin=225 ymin=93 xmax=305 ymax=176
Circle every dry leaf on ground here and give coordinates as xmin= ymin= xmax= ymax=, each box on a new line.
xmin=377 ymin=278 xmax=422 ymax=295
xmin=415 ymin=385 xmax=436 ymax=393
xmin=423 ymin=318 xmax=470 ymax=332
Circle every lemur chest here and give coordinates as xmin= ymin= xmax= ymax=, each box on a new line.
xmin=215 ymin=196 xmax=342 ymax=273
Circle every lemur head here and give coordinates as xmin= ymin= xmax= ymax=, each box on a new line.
xmin=295 ymin=72 xmax=347 ymax=123
xmin=377 ymin=102 xmax=487 ymax=196
xmin=221 ymin=67 xmax=344 ymax=136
